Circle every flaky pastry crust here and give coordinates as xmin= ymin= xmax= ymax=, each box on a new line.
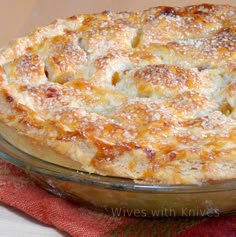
xmin=0 ymin=4 xmax=236 ymax=184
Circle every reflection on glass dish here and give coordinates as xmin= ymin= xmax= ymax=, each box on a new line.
xmin=0 ymin=134 xmax=235 ymax=217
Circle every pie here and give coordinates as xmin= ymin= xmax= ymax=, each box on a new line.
xmin=0 ymin=4 xmax=235 ymax=184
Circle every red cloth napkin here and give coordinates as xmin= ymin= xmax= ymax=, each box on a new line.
xmin=0 ymin=160 xmax=235 ymax=237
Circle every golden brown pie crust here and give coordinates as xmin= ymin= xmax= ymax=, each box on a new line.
xmin=0 ymin=4 xmax=236 ymax=184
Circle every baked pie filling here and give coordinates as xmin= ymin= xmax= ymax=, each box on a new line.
xmin=0 ymin=4 xmax=235 ymax=184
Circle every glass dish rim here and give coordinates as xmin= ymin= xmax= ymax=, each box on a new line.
xmin=0 ymin=134 xmax=235 ymax=194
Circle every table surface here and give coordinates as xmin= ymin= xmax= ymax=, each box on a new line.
xmin=0 ymin=203 xmax=68 ymax=237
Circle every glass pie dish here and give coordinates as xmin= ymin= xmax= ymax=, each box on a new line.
xmin=0 ymin=134 xmax=235 ymax=218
